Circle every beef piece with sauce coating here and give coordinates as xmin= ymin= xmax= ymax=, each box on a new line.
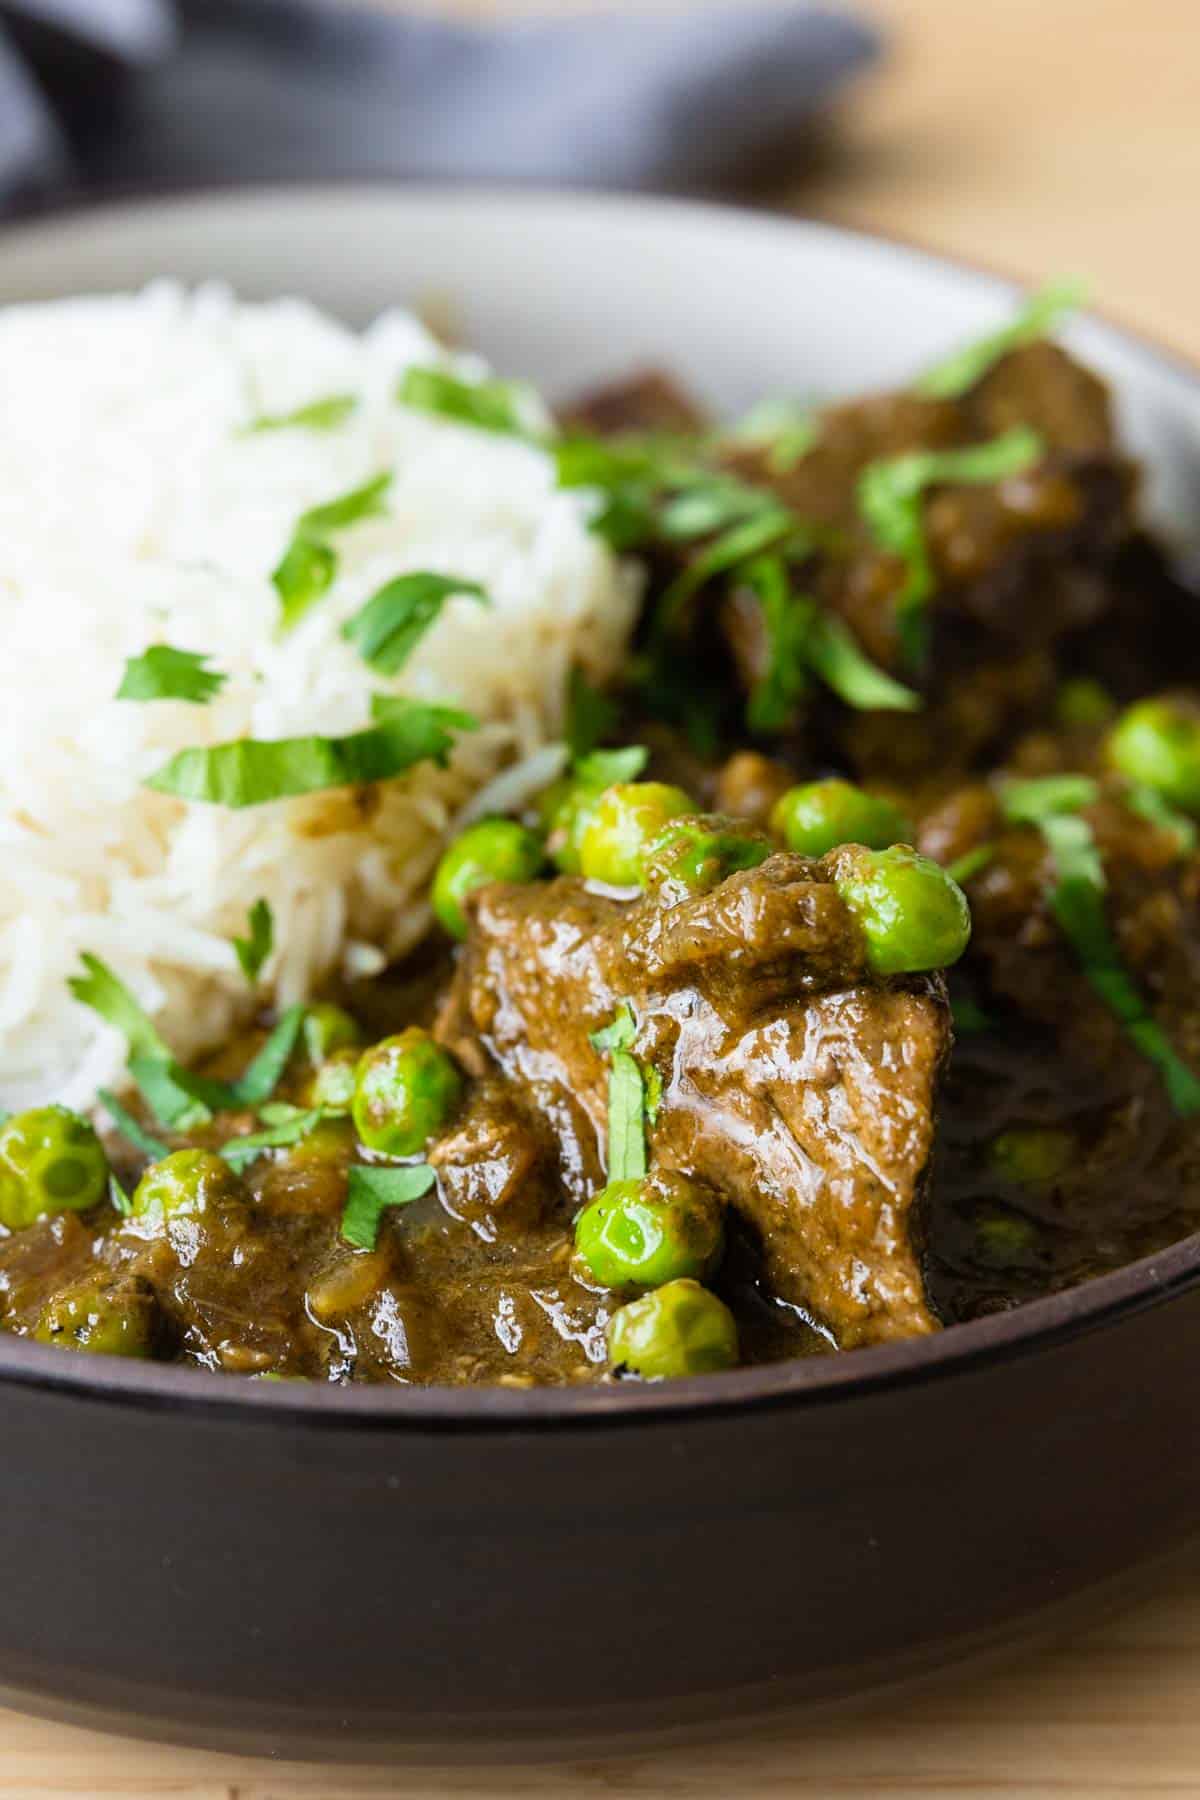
xmin=438 ymin=848 xmax=952 ymax=1348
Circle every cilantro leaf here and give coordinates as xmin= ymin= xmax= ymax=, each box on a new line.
xmin=659 ymin=474 xmax=782 ymax=542
xmin=131 ymin=1006 xmax=308 ymax=1130
xmin=272 ymin=537 xmax=338 ymax=628
xmin=1124 ymin=783 xmax=1198 ymax=855
xmin=805 ymin=611 xmax=922 ymax=713
xmin=397 ymin=366 xmax=538 ymax=439
xmin=1000 ymin=777 xmax=1200 ymax=1114
xmin=233 ymin=898 xmax=274 ymax=985
xmin=96 ymin=1089 xmax=170 ymax=1164
xmin=126 ymin=1055 xmax=214 ymax=1131
xmin=341 ymin=572 xmax=489 ymax=676
xmin=74 ymin=955 xmax=304 ymax=1134
xmin=145 ymin=701 xmax=475 ymax=808
xmin=915 ymin=278 xmax=1088 ymax=401
xmin=555 ymin=437 xmax=666 ymax=492
xmin=739 ymin=557 xmax=919 ymax=728
xmin=657 ymin=503 xmax=799 ymax=639
xmin=606 ymin=1050 xmax=647 ymax=1183
xmin=243 ymin=392 xmax=357 ymax=434
xmin=70 ymin=955 xmax=214 ymax=1127
xmin=564 ymin=667 xmax=619 ymax=760
xmin=743 ymin=555 xmax=813 ymax=733
xmin=272 ymin=472 xmax=392 ymax=630
xmin=1052 ymin=868 xmax=1200 ymax=1115
xmin=230 ymin=1005 xmax=308 ymax=1108
xmin=1001 ymin=775 xmax=1100 ymax=827
xmin=297 ymin=471 xmax=392 ymax=540
xmin=341 ymin=1163 xmax=437 ymax=1250
xmin=591 ymin=1002 xmax=650 ymax=1183
xmin=589 ymin=1002 xmax=637 ymax=1055
xmin=69 ymin=955 xmax=173 ymax=1067
xmin=574 ymin=746 xmax=648 ymax=790
xmin=221 ymin=1105 xmax=327 ymax=1172
xmin=858 ymin=427 xmax=1044 ymax=666
xmin=723 ymin=398 xmax=818 ymax=473
xmin=116 ymin=645 xmax=227 ymax=705
xmin=945 ymin=843 xmax=997 ymax=885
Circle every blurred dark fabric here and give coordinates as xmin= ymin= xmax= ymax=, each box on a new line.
xmin=0 ymin=0 xmax=877 ymax=209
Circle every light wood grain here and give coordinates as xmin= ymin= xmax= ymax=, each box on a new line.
xmin=9 ymin=0 xmax=1200 ymax=1792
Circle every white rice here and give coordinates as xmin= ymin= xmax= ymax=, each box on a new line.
xmin=0 ymin=283 xmax=638 ymax=1111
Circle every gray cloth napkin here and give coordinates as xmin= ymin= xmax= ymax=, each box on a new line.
xmin=0 ymin=0 xmax=877 ymax=209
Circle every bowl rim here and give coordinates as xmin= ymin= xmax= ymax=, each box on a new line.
xmin=3 ymin=177 xmax=1200 ymax=1430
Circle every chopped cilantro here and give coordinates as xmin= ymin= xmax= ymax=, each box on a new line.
xmin=145 ymin=699 xmax=475 ymax=808
xmin=116 ymin=645 xmax=227 ymax=706
xmin=341 ymin=572 xmax=489 ymax=676
xmin=75 ymin=952 xmax=306 ymax=1130
xmin=858 ymin=427 xmax=1044 ymax=666
xmin=1124 ymin=783 xmax=1198 ymax=855
xmin=297 ymin=472 xmax=392 ymax=540
xmin=805 ymin=611 xmax=922 ymax=714
xmin=574 ymin=746 xmax=648 ymax=789
xmin=233 ymin=898 xmax=274 ymax=985
xmin=397 ymin=366 xmax=539 ymax=439
xmin=221 ymin=1105 xmax=327 ymax=1172
xmin=1000 ymin=776 xmax=1200 ymax=1114
xmin=945 ymin=844 xmax=997 ymax=886
xmin=95 ymin=1090 xmax=169 ymax=1164
xmin=272 ymin=472 xmax=392 ymax=630
xmin=591 ymin=1002 xmax=651 ymax=1182
xmin=243 ymin=392 xmax=357 ymax=434
xmin=1001 ymin=774 xmax=1099 ymax=826
xmin=69 ymin=955 xmax=173 ymax=1068
xmin=341 ymin=1163 xmax=436 ymax=1250
xmin=723 ymin=398 xmax=818 ymax=473
xmin=108 ymin=1173 xmax=134 ymax=1216
xmin=915 ymin=279 xmax=1088 ymax=401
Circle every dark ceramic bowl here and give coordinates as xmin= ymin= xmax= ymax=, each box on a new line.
xmin=2 ymin=188 xmax=1200 ymax=1761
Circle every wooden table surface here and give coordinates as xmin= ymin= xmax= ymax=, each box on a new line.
xmin=9 ymin=0 xmax=1200 ymax=1793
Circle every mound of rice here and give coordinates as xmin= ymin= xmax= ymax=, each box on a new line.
xmin=0 ymin=283 xmax=638 ymax=1111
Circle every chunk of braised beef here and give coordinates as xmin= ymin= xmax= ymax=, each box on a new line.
xmin=428 ymin=1078 xmax=553 ymax=1233
xmin=560 ymin=369 xmax=709 ymax=438
xmin=438 ymin=849 xmax=950 ymax=1348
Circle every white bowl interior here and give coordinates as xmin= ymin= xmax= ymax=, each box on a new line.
xmin=1 ymin=186 xmax=1199 ymax=552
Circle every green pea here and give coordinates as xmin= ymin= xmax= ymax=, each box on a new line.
xmin=1056 ymin=677 xmax=1114 ymax=730
xmin=352 ymin=1029 xmax=462 ymax=1157
xmin=35 ymin=1273 xmax=160 ymax=1358
xmin=833 ymin=845 xmax=972 ymax=976
xmin=302 ymin=1046 xmax=360 ymax=1111
xmin=432 ymin=819 xmax=545 ymax=939
xmin=974 ymin=1206 xmax=1040 ymax=1266
xmin=770 ymin=779 xmax=911 ymax=858
xmin=302 ymin=1003 xmax=363 ymax=1065
xmin=607 ymin=1279 xmax=739 ymax=1380
xmin=130 ymin=1149 xmax=243 ymax=1232
xmin=1108 ymin=696 xmax=1200 ymax=813
xmin=643 ymin=817 xmax=770 ymax=899
xmin=575 ymin=1174 xmax=724 ymax=1290
xmin=0 ymin=1106 xmax=108 ymax=1231
xmin=537 ymin=777 xmax=599 ymax=875
xmin=578 ymin=783 xmax=695 ymax=887
xmin=989 ymin=1126 xmax=1074 ymax=1187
